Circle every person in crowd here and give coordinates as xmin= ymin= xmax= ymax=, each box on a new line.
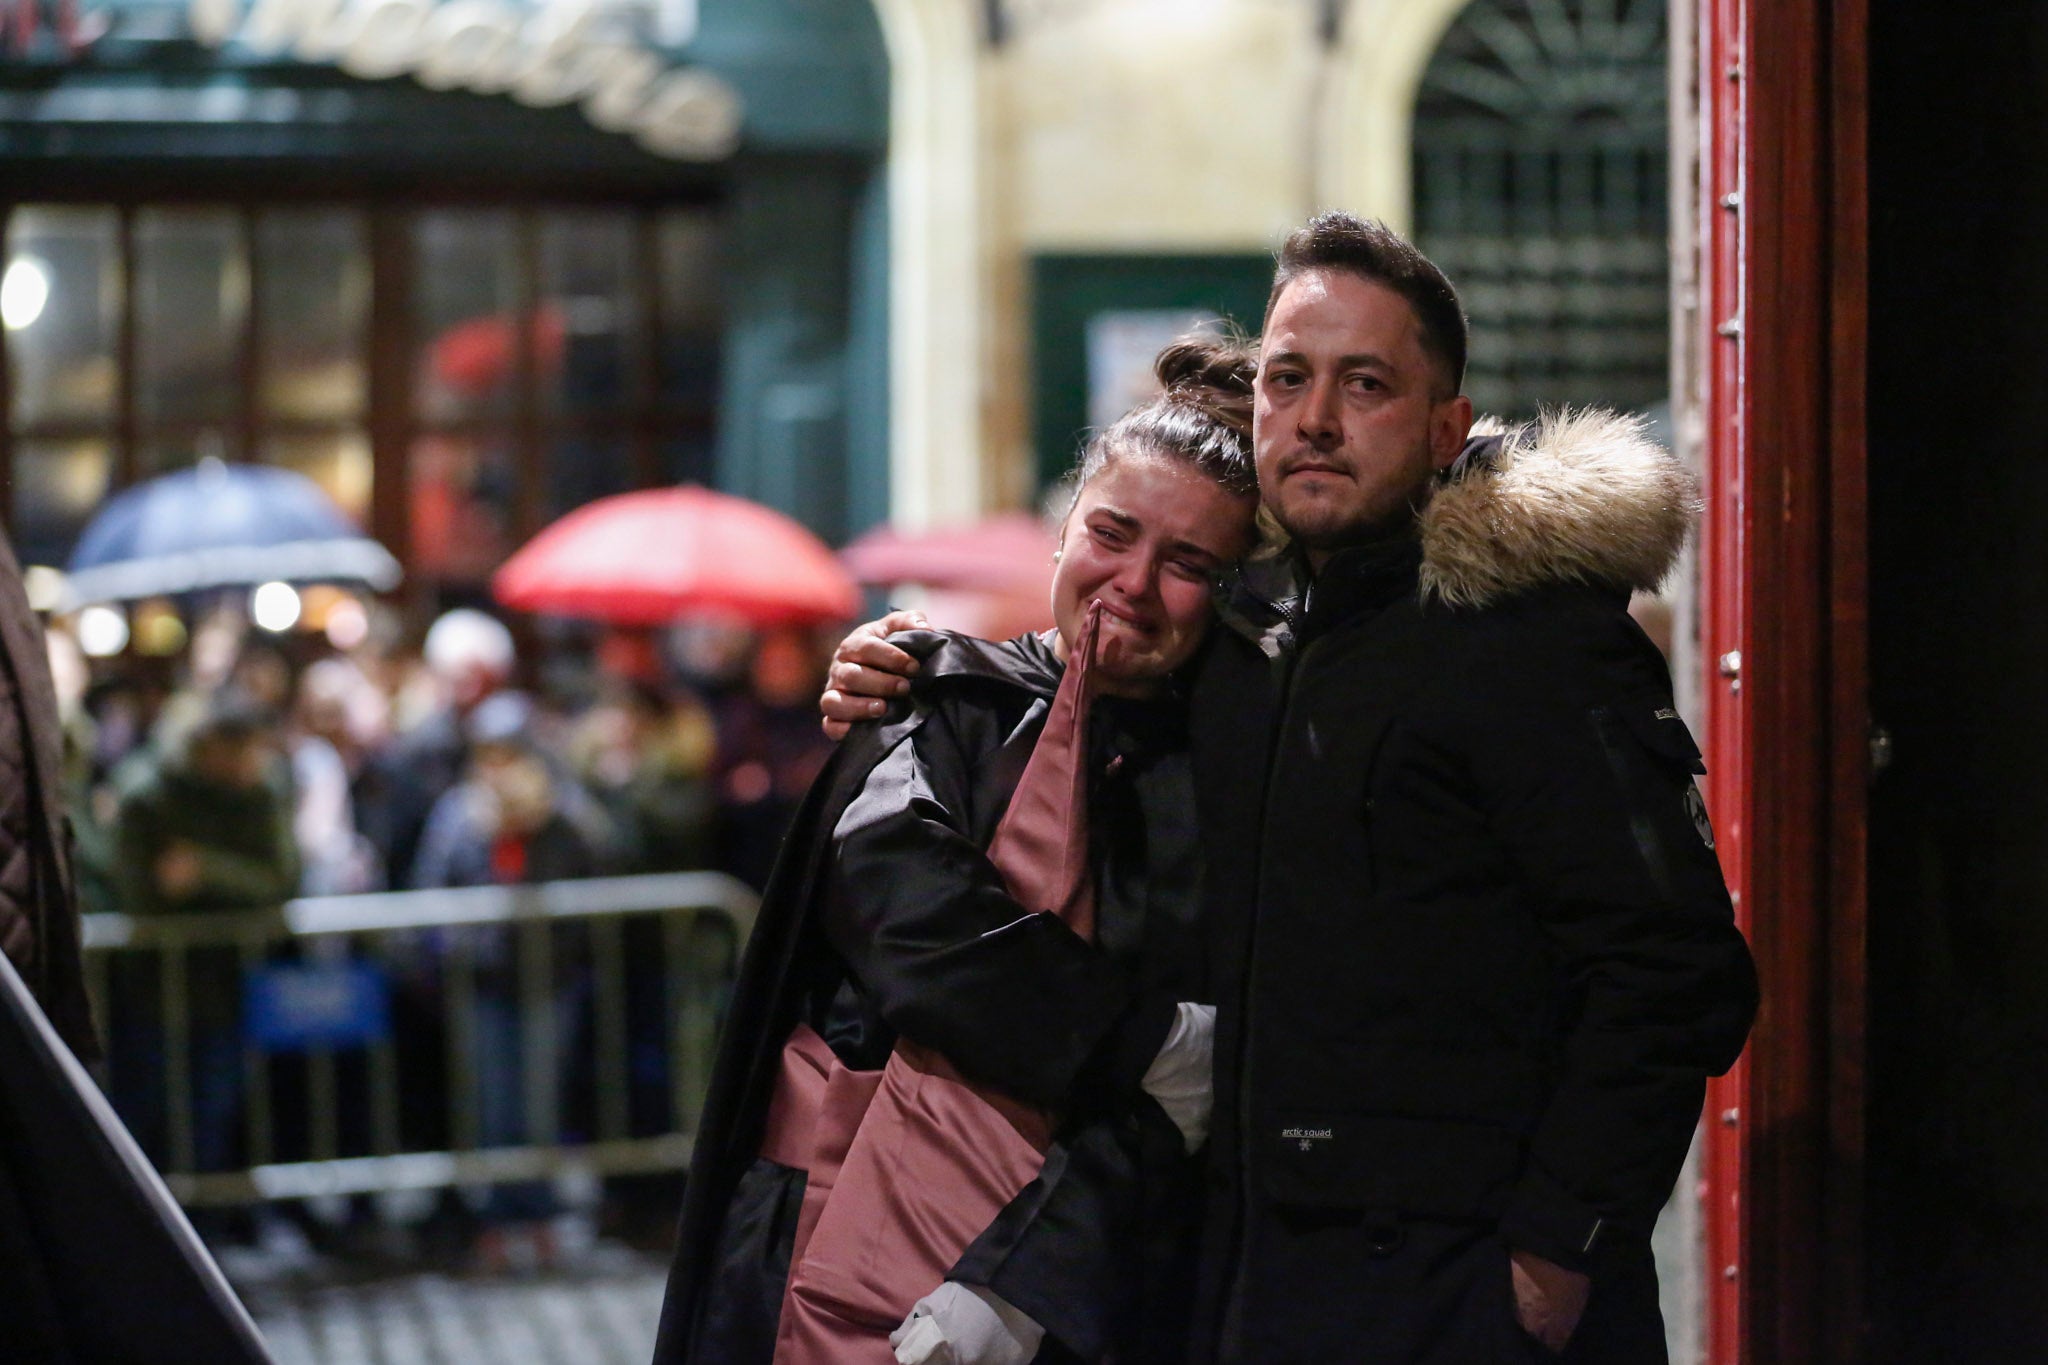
xmin=710 ymin=629 xmax=835 ymax=891
xmin=227 ymin=633 xmax=294 ymax=714
xmin=289 ymin=657 xmax=386 ymax=896
xmin=354 ymin=607 xmax=515 ymax=890
xmin=823 ymin=214 xmax=1758 ymax=1364
xmin=567 ymin=668 xmax=720 ymax=1195
xmin=656 ymin=340 xmax=1258 ymax=1365
xmin=108 ymin=689 xmax=297 ymax=1172
xmin=570 ymin=677 xmax=719 ymax=874
xmin=113 ymin=689 xmax=298 ymax=920
xmin=411 ymin=690 xmax=615 ymax=891
xmin=69 ymin=670 xmax=173 ymax=918
xmin=410 ymin=689 xmax=617 ymax=1267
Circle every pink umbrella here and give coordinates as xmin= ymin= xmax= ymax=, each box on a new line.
xmin=493 ymin=486 xmax=861 ymax=628
xmin=838 ymin=512 xmax=1055 ymax=598
xmin=840 ymin=512 xmax=1057 ymax=637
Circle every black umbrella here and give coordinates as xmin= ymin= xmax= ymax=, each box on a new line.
xmin=0 ymin=949 xmax=274 ymax=1362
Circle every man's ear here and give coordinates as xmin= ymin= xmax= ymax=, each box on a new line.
xmin=1430 ymin=394 xmax=1475 ymax=470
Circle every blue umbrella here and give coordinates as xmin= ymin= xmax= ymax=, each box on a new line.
xmin=62 ymin=458 xmax=401 ymax=608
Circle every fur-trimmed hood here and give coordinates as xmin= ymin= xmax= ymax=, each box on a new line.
xmin=1419 ymin=407 xmax=1697 ymax=609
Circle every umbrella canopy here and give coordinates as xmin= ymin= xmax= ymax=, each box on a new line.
xmin=493 ymin=485 xmax=862 ymax=628
xmin=838 ymin=512 xmax=1056 ymax=598
xmin=63 ymin=459 xmax=400 ymax=608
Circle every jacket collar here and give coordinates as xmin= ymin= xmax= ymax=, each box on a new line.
xmin=1298 ymin=533 xmax=1425 ymax=642
xmin=1212 ymin=407 xmax=1695 ymax=652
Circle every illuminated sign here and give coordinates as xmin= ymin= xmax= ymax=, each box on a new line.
xmin=186 ymin=0 xmax=742 ymax=160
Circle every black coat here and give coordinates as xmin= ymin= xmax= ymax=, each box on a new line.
xmin=0 ymin=526 xmax=94 ymax=1057
xmin=656 ymin=631 xmax=1204 ymax=1365
xmin=0 ymin=938 xmax=272 ymax=1362
xmin=1187 ymin=414 xmax=1759 ymax=1364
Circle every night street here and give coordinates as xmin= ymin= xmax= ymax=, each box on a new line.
xmin=236 ymin=1255 xmax=666 ymax=1365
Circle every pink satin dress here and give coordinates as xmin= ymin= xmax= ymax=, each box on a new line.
xmin=759 ymin=604 xmax=1104 ymax=1363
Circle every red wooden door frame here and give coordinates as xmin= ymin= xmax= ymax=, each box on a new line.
xmin=1696 ymin=0 xmax=1869 ymax=1360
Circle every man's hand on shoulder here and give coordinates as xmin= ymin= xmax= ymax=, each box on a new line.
xmin=1509 ymin=1246 xmax=1591 ymax=1353
xmin=821 ymin=609 xmax=931 ymax=739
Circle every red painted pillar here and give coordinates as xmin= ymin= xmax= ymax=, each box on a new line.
xmin=1695 ymin=0 xmax=1869 ymax=1358
xmin=1697 ymin=0 xmax=1749 ymax=1357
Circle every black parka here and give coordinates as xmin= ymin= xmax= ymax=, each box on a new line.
xmin=1187 ymin=412 xmax=1759 ymax=1364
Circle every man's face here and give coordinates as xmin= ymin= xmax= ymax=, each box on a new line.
xmin=1253 ymin=270 xmax=1473 ymax=558
xmin=1052 ymin=451 xmax=1254 ymax=695
xmin=191 ymin=730 xmax=275 ymax=791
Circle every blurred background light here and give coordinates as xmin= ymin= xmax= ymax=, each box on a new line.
xmin=252 ymin=580 xmax=303 ymax=632
xmin=74 ymin=604 xmax=128 ymax=657
xmin=323 ymin=596 xmax=369 ymax=649
xmin=1 ymin=257 xmax=51 ymax=330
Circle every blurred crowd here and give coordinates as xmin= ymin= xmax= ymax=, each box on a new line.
xmin=49 ymin=599 xmax=838 ymax=1266
xmin=56 ymin=603 xmax=836 ymax=921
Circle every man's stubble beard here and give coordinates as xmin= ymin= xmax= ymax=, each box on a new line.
xmin=1268 ymin=444 xmax=1440 ymax=555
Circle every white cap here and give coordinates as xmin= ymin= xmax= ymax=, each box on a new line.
xmin=423 ymin=608 xmax=515 ymax=682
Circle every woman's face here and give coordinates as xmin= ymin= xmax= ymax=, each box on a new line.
xmin=1051 ymin=451 xmax=1255 ymax=696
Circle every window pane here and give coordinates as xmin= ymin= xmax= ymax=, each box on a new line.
xmin=657 ymin=209 xmax=722 ymax=406
xmin=414 ymin=211 xmax=521 ymax=423
xmin=659 ymin=430 xmax=716 ymax=488
xmin=410 ymin=431 xmax=515 ymax=581
xmin=547 ymin=431 xmax=632 ymax=519
xmin=265 ymin=431 xmax=372 ymax=527
xmin=138 ymin=428 xmax=235 ymax=475
xmin=12 ymin=437 xmax=111 ymax=568
xmin=5 ymin=207 xmax=119 ymax=428
xmin=135 ymin=208 xmax=245 ymax=425
xmin=258 ymin=210 xmax=368 ymax=422
xmin=538 ymin=212 xmax=638 ymax=416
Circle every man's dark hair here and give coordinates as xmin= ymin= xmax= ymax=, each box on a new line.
xmin=1264 ymin=212 xmax=1469 ymax=398
xmin=191 ymin=687 xmax=279 ymax=744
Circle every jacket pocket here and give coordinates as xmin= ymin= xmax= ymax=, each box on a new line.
xmin=1591 ymin=700 xmax=1725 ymax=902
xmin=1256 ymin=1109 xmax=1526 ymax=1222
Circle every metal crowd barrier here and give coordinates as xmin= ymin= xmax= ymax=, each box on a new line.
xmin=80 ymin=872 xmax=759 ymax=1207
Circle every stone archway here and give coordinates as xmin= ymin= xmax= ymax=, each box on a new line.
xmin=1318 ymin=0 xmax=1477 ymax=227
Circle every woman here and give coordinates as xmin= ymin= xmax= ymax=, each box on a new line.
xmin=654 ymin=339 xmax=1257 ymax=1365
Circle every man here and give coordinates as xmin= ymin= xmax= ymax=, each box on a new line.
xmin=355 ymin=607 xmax=516 ymax=890
xmin=113 ymin=690 xmax=298 ymax=920
xmin=110 ymin=689 xmax=298 ymax=1172
xmin=825 ymin=213 xmax=1756 ymax=1362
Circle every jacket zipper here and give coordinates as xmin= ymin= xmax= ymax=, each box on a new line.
xmin=1225 ymin=621 xmax=1320 ymax=1331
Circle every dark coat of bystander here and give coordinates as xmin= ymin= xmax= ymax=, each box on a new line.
xmin=0 ymin=526 xmax=94 ymax=1056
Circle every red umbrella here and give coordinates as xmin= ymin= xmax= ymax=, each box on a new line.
xmin=493 ymin=486 xmax=862 ymax=627
xmin=430 ymin=307 xmax=567 ymax=395
xmin=838 ymin=512 xmax=1055 ymax=598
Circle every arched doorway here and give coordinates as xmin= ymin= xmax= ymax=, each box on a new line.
xmin=1409 ymin=0 xmax=1669 ymax=419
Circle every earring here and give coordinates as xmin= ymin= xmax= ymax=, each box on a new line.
xmin=1052 ymin=551 xmax=1062 ymax=563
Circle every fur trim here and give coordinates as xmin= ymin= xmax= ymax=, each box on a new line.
xmin=1419 ymin=407 xmax=1698 ymax=609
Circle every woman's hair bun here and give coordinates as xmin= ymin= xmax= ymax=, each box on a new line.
xmin=1153 ymin=334 xmax=1255 ymax=437
xmin=1154 ymin=334 xmax=1255 ymax=395
xmin=1061 ymin=329 xmax=1259 ymax=510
